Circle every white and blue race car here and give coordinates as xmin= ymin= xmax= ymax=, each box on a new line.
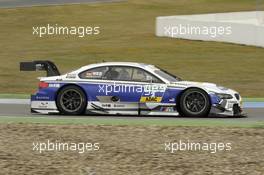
xmin=20 ymin=61 xmax=243 ymax=117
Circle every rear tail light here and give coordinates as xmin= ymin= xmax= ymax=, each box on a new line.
xmin=39 ymin=81 xmax=49 ymax=89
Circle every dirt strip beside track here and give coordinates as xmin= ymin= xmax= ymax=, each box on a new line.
xmin=0 ymin=124 xmax=263 ymax=174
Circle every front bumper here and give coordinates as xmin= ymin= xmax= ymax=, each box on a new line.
xmin=210 ymin=97 xmax=245 ymax=117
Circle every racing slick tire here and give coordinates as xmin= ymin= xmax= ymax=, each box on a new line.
xmin=179 ymin=88 xmax=210 ymax=117
xmin=56 ymin=85 xmax=87 ymax=115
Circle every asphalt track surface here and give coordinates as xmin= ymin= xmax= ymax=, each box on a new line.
xmin=0 ymin=103 xmax=263 ymax=121
xmin=0 ymin=0 xmax=123 ymax=8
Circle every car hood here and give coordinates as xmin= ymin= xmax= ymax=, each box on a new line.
xmin=170 ymin=81 xmax=237 ymax=94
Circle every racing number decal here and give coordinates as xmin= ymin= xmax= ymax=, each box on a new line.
xmin=140 ymin=84 xmax=166 ymax=103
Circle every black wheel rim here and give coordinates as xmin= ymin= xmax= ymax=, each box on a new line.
xmin=183 ymin=91 xmax=207 ymax=114
xmin=60 ymin=89 xmax=83 ymax=112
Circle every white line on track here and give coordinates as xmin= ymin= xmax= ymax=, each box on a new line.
xmin=0 ymin=99 xmax=30 ymax=104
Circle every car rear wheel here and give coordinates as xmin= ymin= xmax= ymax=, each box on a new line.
xmin=180 ymin=88 xmax=210 ymax=117
xmin=56 ymin=85 xmax=87 ymax=115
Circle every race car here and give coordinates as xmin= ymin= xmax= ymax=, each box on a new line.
xmin=20 ymin=60 xmax=243 ymax=117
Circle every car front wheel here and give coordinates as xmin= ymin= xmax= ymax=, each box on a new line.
xmin=179 ymin=88 xmax=210 ymax=117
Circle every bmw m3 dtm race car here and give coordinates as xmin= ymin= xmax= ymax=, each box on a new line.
xmin=20 ymin=60 xmax=243 ymax=117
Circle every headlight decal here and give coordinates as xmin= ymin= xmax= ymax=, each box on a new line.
xmin=216 ymin=93 xmax=233 ymax=99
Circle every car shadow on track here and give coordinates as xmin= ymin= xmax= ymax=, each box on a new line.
xmin=37 ymin=113 xmax=248 ymax=119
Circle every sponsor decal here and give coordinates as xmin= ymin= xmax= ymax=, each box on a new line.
xmin=111 ymin=96 xmax=120 ymax=102
xmin=113 ymin=104 xmax=125 ymax=108
xmin=101 ymin=103 xmax=126 ymax=108
xmin=49 ymin=83 xmax=60 ymax=88
xmin=140 ymin=96 xmax=162 ymax=103
xmin=101 ymin=104 xmax=111 ymax=108
xmin=169 ymin=98 xmax=175 ymax=102
xmin=66 ymin=74 xmax=76 ymax=79
xmin=36 ymin=96 xmax=50 ymax=100
xmin=85 ymin=72 xmax=102 ymax=78
xmin=38 ymin=102 xmax=49 ymax=108
xmin=142 ymin=84 xmax=166 ymax=96
xmin=160 ymin=107 xmax=175 ymax=112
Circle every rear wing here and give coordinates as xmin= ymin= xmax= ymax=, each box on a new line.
xmin=20 ymin=60 xmax=60 ymax=77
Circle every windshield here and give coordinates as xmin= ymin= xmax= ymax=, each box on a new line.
xmin=154 ymin=68 xmax=182 ymax=82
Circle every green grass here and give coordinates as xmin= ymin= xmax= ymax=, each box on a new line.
xmin=0 ymin=116 xmax=263 ymax=128
xmin=243 ymin=98 xmax=264 ymax=102
xmin=0 ymin=94 xmax=30 ymax=99
xmin=0 ymin=0 xmax=264 ymax=96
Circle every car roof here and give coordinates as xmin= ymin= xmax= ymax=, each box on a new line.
xmin=77 ymin=62 xmax=157 ymax=72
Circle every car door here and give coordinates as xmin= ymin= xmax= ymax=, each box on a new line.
xmin=98 ymin=66 xmax=140 ymax=114
xmin=131 ymin=67 xmax=167 ymax=113
xmin=78 ymin=66 xmax=139 ymax=114
xmin=100 ymin=66 xmax=167 ymax=114
xmin=78 ymin=65 xmax=166 ymax=115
